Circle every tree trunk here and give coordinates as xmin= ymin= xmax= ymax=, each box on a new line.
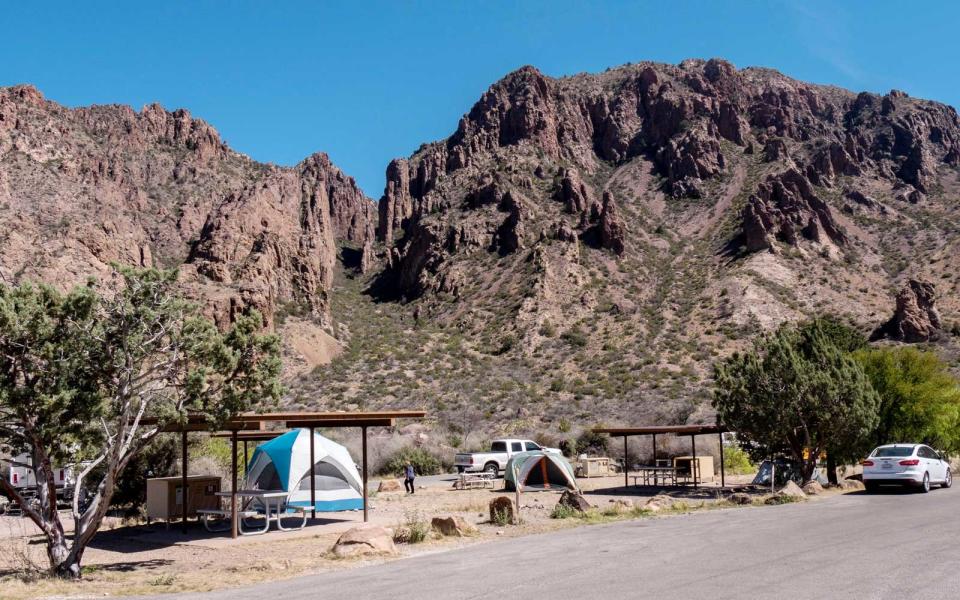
xmin=49 ymin=529 xmax=82 ymax=579
xmin=826 ymin=453 xmax=838 ymax=485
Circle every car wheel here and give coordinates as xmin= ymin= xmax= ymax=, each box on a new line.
xmin=456 ymin=466 xmax=465 ymax=474
xmin=484 ymin=463 xmax=499 ymax=477
xmin=943 ymin=468 xmax=952 ymax=489
xmin=920 ymin=472 xmax=931 ymax=493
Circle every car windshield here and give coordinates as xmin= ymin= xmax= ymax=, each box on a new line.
xmin=871 ymin=446 xmax=915 ymax=457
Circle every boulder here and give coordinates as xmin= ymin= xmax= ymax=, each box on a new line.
xmin=609 ymin=498 xmax=634 ymax=509
xmin=331 ymin=526 xmax=397 ymax=558
xmin=643 ymin=494 xmax=678 ymax=512
xmin=557 ymin=490 xmax=594 ymax=514
xmin=777 ymin=480 xmax=807 ymax=498
xmin=431 ymin=516 xmax=477 ymax=537
xmin=378 ymin=479 xmax=402 ymax=493
xmin=726 ymin=492 xmax=754 ymax=505
xmin=838 ymin=478 xmax=865 ymax=491
xmin=489 ymin=496 xmax=515 ymax=524
xmin=802 ymin=481 xmax=824 ymax=496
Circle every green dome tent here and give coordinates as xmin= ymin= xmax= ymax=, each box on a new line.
xmin=504 ymin=451 xmax=579 ymax=492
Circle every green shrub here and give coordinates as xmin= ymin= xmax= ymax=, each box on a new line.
xmin=378 ymin=446 xmax=445 ymax=476
xmin=550 ymin=503 xmax=579 ymax=519
xmin=404 ymin=510 xmax=430 ymax=543
xmin=491 ymin=506 xmax=512 ymax=526
xmin=574 ymin=429 xmax=609 ymax=456
xmin=721 ymin=444 xmax=754 ymax=475
xmin=561 ymin=328 xmax=588 ymax=347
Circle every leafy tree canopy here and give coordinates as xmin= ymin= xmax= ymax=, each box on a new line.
xmin=854 ymin=346 xmax=960 ymax=453
xmin=0 ymin=267 xmax=282 ymax=577
xmin=713 ymin=317 xmax=879 ymax=482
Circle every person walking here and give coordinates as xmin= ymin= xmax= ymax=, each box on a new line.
xmin=403 ymin=462 xmax=416 ymax=494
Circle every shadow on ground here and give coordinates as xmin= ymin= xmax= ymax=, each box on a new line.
xmin=86 ymin=516 xmax=355 ymax=551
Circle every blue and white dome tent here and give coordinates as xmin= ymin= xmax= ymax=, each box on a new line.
xmin=244 ymin=429 xmax=364 ymax=512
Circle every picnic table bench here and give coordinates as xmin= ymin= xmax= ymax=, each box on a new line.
xmin=209 ymin=490 xmax=309 ymax=535
xmin=453 ymin=472 xmax=496 ymax=490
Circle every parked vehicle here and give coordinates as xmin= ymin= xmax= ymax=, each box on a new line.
xmin=5 ymin=453 xmax=79 ymax=511
xmin=862 ymin=444 xmax=952 ymax=493
xmin=454 ymin=439 xmax=561 ymax=476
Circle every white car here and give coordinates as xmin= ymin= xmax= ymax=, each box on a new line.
xmin=862 ymin=444 xmax=952 ymax=493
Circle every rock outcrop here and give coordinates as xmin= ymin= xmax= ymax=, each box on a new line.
xmin=0 ymin=85 xmax=376 ymax=327
xmin=741 ymin=169 xmax=846 ymax=252
xmin=874 ymin=279 xmax=943 ymax=342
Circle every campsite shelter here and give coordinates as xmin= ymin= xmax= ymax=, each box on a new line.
xmin=244 ymin=429 xmax=363 ymax=512
xmin=504 ymin=451 xmax=579 ymax=491
xmin=593 ymin=424 xmax=728 ymax=489
xmin=140 ymin=410 xmax=426 ymax=538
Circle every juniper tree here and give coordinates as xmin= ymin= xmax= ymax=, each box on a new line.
xmin=0 ymin=268 xmax=281 ymax=578
xmin=713 ymin=318 xmax=879 ymax=483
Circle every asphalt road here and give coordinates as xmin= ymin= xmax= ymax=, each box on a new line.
xmin=157 ymin=487 xmax=958 ymax=600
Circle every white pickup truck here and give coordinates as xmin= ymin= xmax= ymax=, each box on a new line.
xmin=454 ymin=439 xmax=562 ymax=476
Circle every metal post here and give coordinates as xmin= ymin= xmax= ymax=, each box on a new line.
xmin=361 ymin=426 xmax=368 ymax=523
xmin=718 ymin=432 xmax=726 ymax=489
xmin=623 ymin=436 xmax=628 ymax=489
xmin=652 ymin=433 xmax=657 ymax=464
xmin=181 ymin=430 xmax=188 ymax=534
xmin=243 ymin=440 xmax=248 ymax=467
xmin=231 ymin=430 xmax=238 ymax=539
xmin=691 ymin=435 xmax=698 ymax=489
xmin=309 ymin=426 xmax=316 ymax=519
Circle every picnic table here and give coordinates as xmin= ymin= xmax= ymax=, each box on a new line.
xmin=453 ymin=471 xmax=496 ymax=490
xmin=199 ymin=490 xmax=308 ymax=535
xmin=631 ymin=466 xmax=678 ymax=487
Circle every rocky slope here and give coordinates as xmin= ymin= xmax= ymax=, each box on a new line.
xmin=0 ymin=84 xmax=376 ymax=337
xmin=4 ymin=60 xmax=960 ymax=443
xmin=300 ymin=59 xmax=960 ymax=437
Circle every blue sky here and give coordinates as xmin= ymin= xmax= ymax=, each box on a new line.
xmin=2 ymin=1 xmax=957 ymax=197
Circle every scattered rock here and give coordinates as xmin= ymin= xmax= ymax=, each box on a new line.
xmin=378 ymin=480 xmax=402 ymax=493
xmin=802 ymin=481 xmax=824 ymax=495
xmin=557 ymin=490 xmax=594 ymax=514
xmin=726 ymin=492 xmax=754 ymax=505
xmin=643 ymin=494 xmax=678 ymax=512
xmin=431 ymin=516 xmax=477 ymax=537
xmin=331 ymin=526 xmax=397 ymax=558
xmin=609 ymin=498 xmax=634 ymax=509
xmin=777 ymin=480 xmax=807 ymax=498
xmin=838 ymin=479 xmax=865 ymax=491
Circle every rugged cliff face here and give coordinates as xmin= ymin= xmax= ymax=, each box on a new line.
xmin=300 ymin=58 xmax=960 ymax=431
xmin=0 ymin=85 xmax=376 ymax=330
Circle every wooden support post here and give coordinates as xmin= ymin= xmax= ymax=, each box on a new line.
xmin=243 ymin=440 xmax=248 ymax=467
xmin=718 ymin=431 xmax=726 ymax=489
xmin=231 ymin=430 xmax=238 ymax=539
xmin=361 ymin=426 xmax=368 ymax=523
xmin=691 ymin=434 xmax=698 ymax=489
xmin=309 ymin=426 xmax=316 ymax=519
xmin=623 ymin=436 xmax=628 ymax=489
xmin=181 ymin=430 xmax=188 ymax=534
xmin=652 ymin=433 xmax=657 ymax=464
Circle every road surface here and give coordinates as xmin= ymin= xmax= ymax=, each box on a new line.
xmin=156 ymin=487 xmax=958 ymax=600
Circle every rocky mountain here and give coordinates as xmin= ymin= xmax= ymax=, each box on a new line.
xmin=0 ymin=84 xmax=376 ymax=368
xmin=3 ymin=59 xmax=960 ymax=444
xmin=301 ymin=59 xmax=960 ymax=438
